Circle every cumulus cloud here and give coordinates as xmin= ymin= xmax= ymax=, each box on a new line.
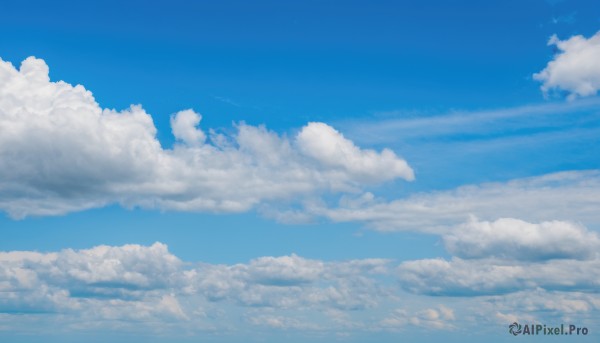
xmin=534 ymin=31 xmax=600 ymax=99
xmin=2 ymin=242 xmax=600 ymax=335
xmin=397 ymin=218 xmax=600 ymax=296
xmin=443 ymin=218 xmax=600 ymax=261
xmin=170 ymin=109 xmax=206 ymax=146
xmin=296 ymin=122 xmax=415 ymax=183
xmin=0 ymin=56 xmax=413 ymax=218
xmin=0 ymin=242 xmax=393 ymax=327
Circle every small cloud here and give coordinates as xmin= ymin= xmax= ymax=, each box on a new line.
xmin=534 ymin=31 xmax=600 ymax=99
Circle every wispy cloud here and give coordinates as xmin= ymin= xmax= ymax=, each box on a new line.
xmin=312 ymin=170 xmax=600 ymax=232
xmin=339 ymin=97 xmax=600 ymax=145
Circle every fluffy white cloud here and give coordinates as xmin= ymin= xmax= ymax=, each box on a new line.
xmin=0 ymin=56 xmax=413 ymax=219
xmin=443 ymin=218 xmax=600 ymax=261
xmin=534 ymin=31 xmax=600 ymax=99
xmin=315 ymin=170 xmax=600 ymax=232
xmin=296 ymin=122 xmax=414 ymax=183
xmin=2 ymin=242 xmax=600 ymax=336
xmin=398 ymin=219 xmax=600 ymax=296
xmin=0 ymin=243 xmax=392 ymax=323
xmin=170 ymin=109 xmax=206 ymax=146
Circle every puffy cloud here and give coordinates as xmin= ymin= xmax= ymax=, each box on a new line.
xmin=315 ymin=170 xmax=600 ymax=232
xmin=2 ymin=242 xmax=600 ymax=336
xmin=245 ymin=254 xmax=324 ymax=286
xmin=443 ymin=218 xmax=600 ymax=261
xmin=189 ymin=255 xmax=391 ymax=310
xmin=0 ymin=243 xmax=182 ymax=314
xmin=0 ymin=56 xmax=413 ymax=219
xmin=0 ymin=242 xmax=393 ymax=330
xmin=170 ymin=109 xmax=206 ymax=146
xmin=398 ymin=219 xmax=600 ymax=296
xmin=296 ymin=122 xmax=414 ymax=183
xmin=534 ymin=31 xmax=600 ymax=99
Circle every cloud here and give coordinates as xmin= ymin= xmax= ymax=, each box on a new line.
xmin=339 ymin=97 xmax=600 ymax=145
xmin=315 ymin=170 xmax=600 ymax=232
xmin=0 ymin=243 xmax=392 ymax=322
xmin=534 ymin=31 xmax=600 ymax=99
xmin=443 ymin=218 xmax=600 ymax=261
xmin=170 ymin=109 xmax=206 ymax=146
xmin=2 ymin=242 xmax=600 ymax=336
xmin=380 ymin=305 xmax=455 ymax=330
xmin=397 ymin=218 xmax=600 ymax=296
xmin=296 ymin=122 xmax=414 ymax=183
xmin=398 ymin=257 xmax=600 ymax=296
xmin=0 ymin=56 xmax=413 ymax=219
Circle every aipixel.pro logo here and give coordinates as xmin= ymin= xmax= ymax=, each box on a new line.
xmin=509 ymin=322 xmax=589 ymax=336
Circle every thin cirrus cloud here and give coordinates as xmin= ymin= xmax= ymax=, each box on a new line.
xmin=534 ymin=30 xmax=600 ymax=99
xmin=0 ymin=56 xmax=414 ymax=219
xmin=314 ymin=170 xmax=600 ymax=232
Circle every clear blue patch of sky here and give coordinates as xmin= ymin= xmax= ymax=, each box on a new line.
xmin=0 ymin=206 xmax=447 ymax=263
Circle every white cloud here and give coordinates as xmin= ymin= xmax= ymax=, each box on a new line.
xmin=245 ymin=254 xmax=324 ymax=286
xmin=170 ymin=109 xmax=206 ymax=146
xmin=296 ymin=122 xmax=414 ymax=183
xmin=398 ymin=256 xmax=600 ymax=296
xmin=380 ymin=305 xmax=455 ymax=330
xmin=315 ymin=170 xmax=600 ymax=232
xmin=443 ymin=218 xmax=600 ymax=261
xmin=2 ymin=242 xmax=600 ymax=336
xmin=0 ymin=56 xmax=413 ymax=219
xmin=397 ymin=219 xmax=600 ymax=296
xmin=534 ymin=31 xmax=600 ymax=99
xmin=340 ymin=97 xmax=600 ymax=145
xmin=0 ymin=242 xmax=393 ymax=329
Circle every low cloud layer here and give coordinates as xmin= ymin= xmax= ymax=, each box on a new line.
xmin=0 ymin=56 xmax=413 ymax=219
xmin=0 ymin=242 xmax=452 ymax=335
xmin=534 ymin=31 xmax=600 ymax=99
xmin=2 ymin=240 xmax=600 ymax=335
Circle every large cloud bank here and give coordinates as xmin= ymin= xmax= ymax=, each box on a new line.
xmin=2 ymin=238 xmax=600 ymax=335
xmin=0 ymin=57 xmax=413 ymax=218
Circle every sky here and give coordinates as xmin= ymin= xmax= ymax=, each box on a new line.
xmin=1 ymin=0 xmax=600 ymax=342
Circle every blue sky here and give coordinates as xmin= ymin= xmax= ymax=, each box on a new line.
xmin=1 ymin=0 xmax=600 ymax=342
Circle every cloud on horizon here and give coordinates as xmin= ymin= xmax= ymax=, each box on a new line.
xmin=2 ymin=240 xmax=600 ymax=335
